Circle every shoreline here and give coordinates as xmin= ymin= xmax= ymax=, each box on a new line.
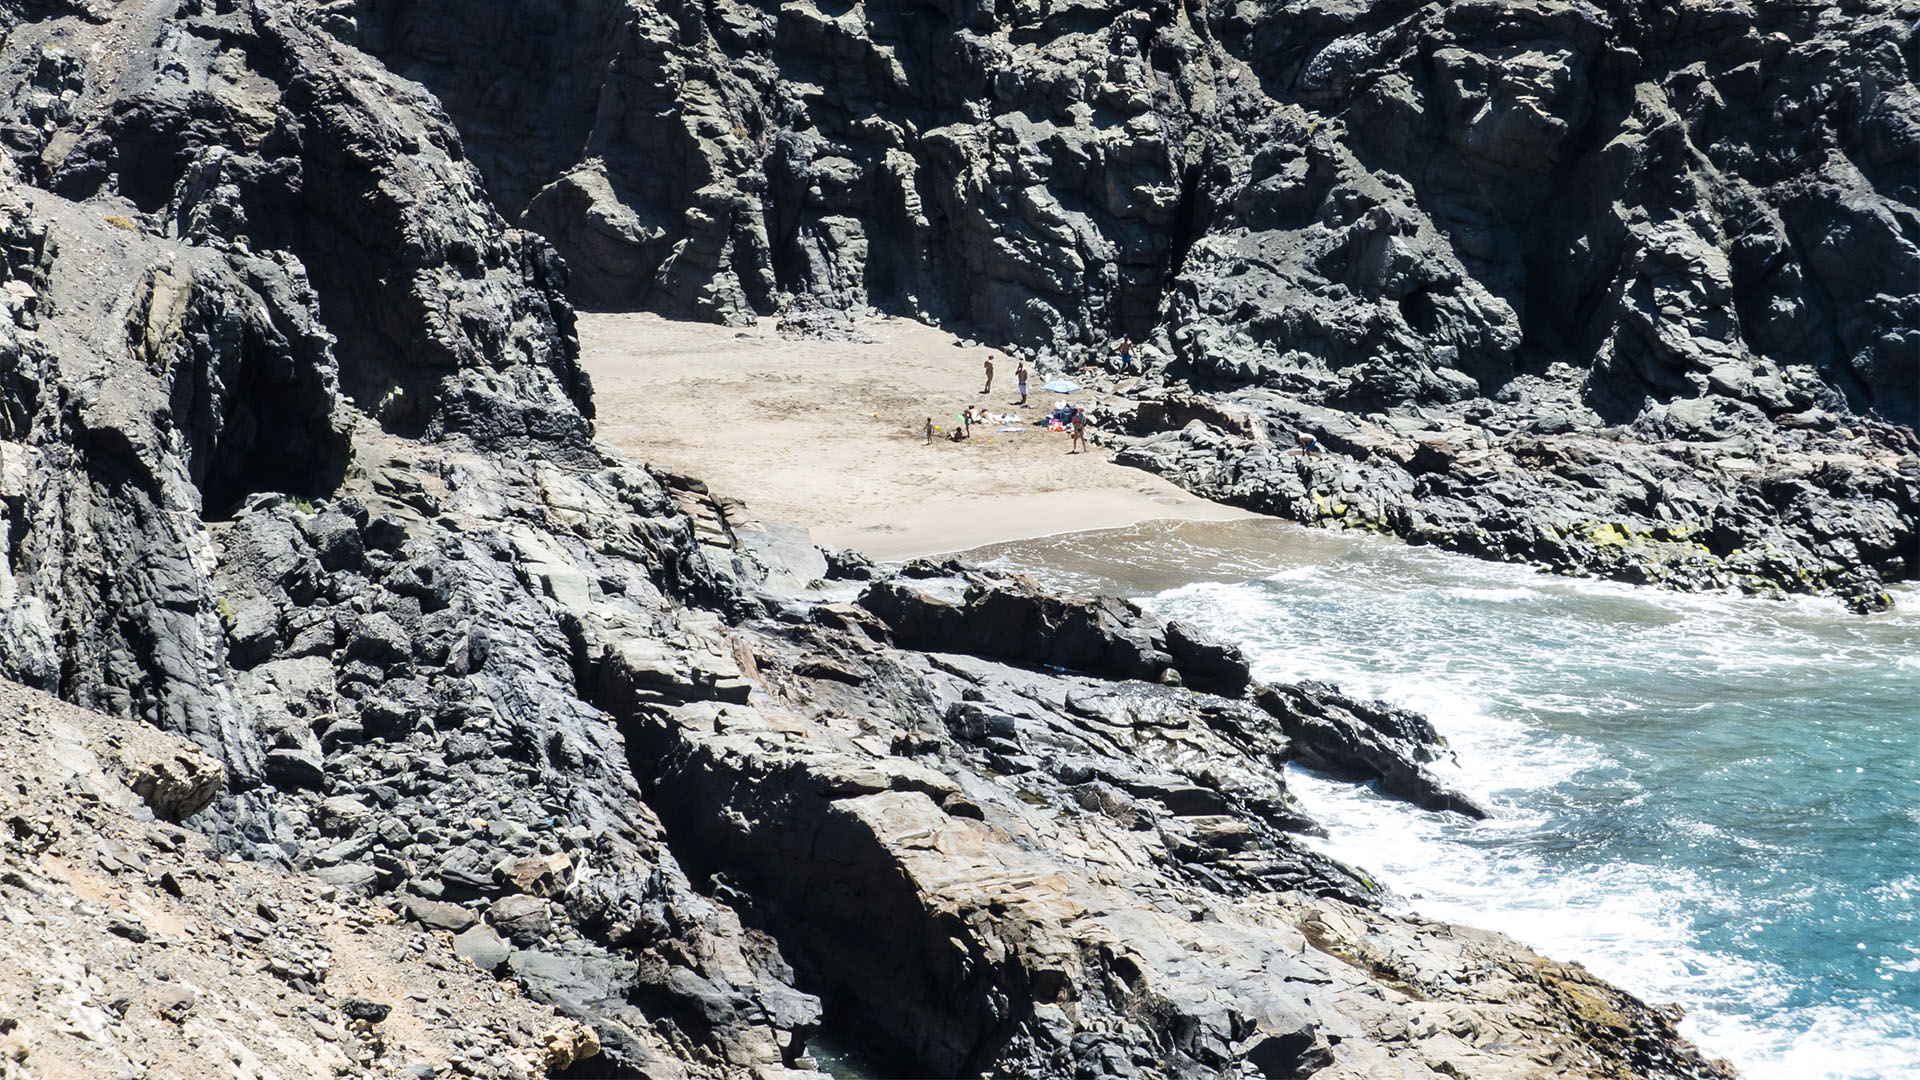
xmin=979 ymin=516 xmax=1920 ymax=1079
xmin=823 ymin=490 xmax=1257 ymax=563
xmin=577 ymin=311 xmax=1255 ymax=561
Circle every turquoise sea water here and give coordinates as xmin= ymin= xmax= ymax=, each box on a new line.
xmin=974 ymin=520 xmax=1920 ymax=1080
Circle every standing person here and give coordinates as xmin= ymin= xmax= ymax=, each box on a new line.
xmin=982 ymin=355 xmax=995 ymax=394
xmin=1069 ymin=406 xmax=1087 ymax=454
xmin=1117 ymin=334 xmax=1134 ymax=370
xmin=924 ymin=416 xmax=934 ymax=445
xmin=1015 ymin=361 xmax=1029 ymax=407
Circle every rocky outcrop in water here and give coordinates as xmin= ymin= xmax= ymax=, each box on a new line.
xmin=333 ymin=0 xmax=1919 ymax=605
xmin=856 ymin=561 xmax=1488 ymax=816
xmin=858 ymin=559 xmax=1253 ymax=694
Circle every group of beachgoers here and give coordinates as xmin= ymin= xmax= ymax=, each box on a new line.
xmin=921 ymin=339 xmax=1320 ymax=460
xmin=925 ymin=353 xmax=1087 ymax=452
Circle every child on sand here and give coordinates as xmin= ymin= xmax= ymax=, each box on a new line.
xmin=925 ymin=417 xmax=933 ymax=445
xmin=1068 ymin=406 xmax=1087 ymax=454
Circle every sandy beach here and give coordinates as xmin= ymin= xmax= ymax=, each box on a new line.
xmin=576 ymin=312 xmax=1252 ymax=561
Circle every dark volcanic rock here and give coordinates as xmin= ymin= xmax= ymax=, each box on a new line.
xmin=486 ymin=894 xmax=554 ymax=944
xmin=1257 ymin=680 xmax=1491 ymax=819
xmin=1107 ymin=388 xmax=1919 ymax=606
xmin=264 ymin=747 xmax=327 ymax=792
xmin=403 ymin=894 xmax=478 ymax=933
xmin=595 ymin=570 xmax=1731 ymax=1079
xmin=453 ymin=923 xmax=512 ymax=975
xmin=341 ymin=997 xmax=391 ymax=1024
xmin=350 ymin=0 xmax=1916 ymax=425
xmin=0 ymin=680 xmax=603 ymax=1074
xmin=858 ymin=564 xmax=1252 ymax=694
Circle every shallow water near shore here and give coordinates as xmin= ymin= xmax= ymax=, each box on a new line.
xmin=971 ymin=519 xmax=1920 ymax=1080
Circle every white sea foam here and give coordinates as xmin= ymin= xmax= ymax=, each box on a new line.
xmin=1291 ymin=767 xmax=1920 ymax=1080
xmin=1437 ymin=584 xmax=1544 ymax=603
xmin=1691 ymin=1006 xmax=1920 ymax=1080
xmin=1143 ymin=542 xmax=1920 ymax=1080
xmin=1289 ymin=769 xmax=1720 ymax=977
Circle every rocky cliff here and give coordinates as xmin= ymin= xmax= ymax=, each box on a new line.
xmin=339 ymin=0 xmax=1920 ymax=608
xmin=0 ymin=0 xmax=1889 ymax=1077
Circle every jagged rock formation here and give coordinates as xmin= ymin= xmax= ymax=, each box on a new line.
xmin=338 ymin=0 xmax=1919 ymax=605
xmin=341 ymin=0 xmax=1920 ymax=405
xmin=857 ymin=561 xmax=1488 ymax=815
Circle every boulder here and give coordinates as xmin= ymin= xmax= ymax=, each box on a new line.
xmin=341 ymin=998 xmax=391 ymax=1024
xmin=402 ymin=894 xmax=479 ymax=933
xmin=486 ymin=894 xmax=553 ymax=943
xmin=315 ymin=863 xmax=382 ymax=896
xmin=493 ymin=853 xmax=570 ymax=897
xmin=121 ymin=744 xmax=224 ymax=821
xmin=1256 ymin=682 xmax=1490 ymax=820
xmin=345 ymin=614 xmax=412 ymax=668
xmin=302 ymin=511 xmax=367 ymax=573
xmin=315 ymin=795 xmax=373 ymax=836
xmin=453 ymin=924 xmax=512 ymax=974
xmin=264 ymin=747 xmax=327 ymax=792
